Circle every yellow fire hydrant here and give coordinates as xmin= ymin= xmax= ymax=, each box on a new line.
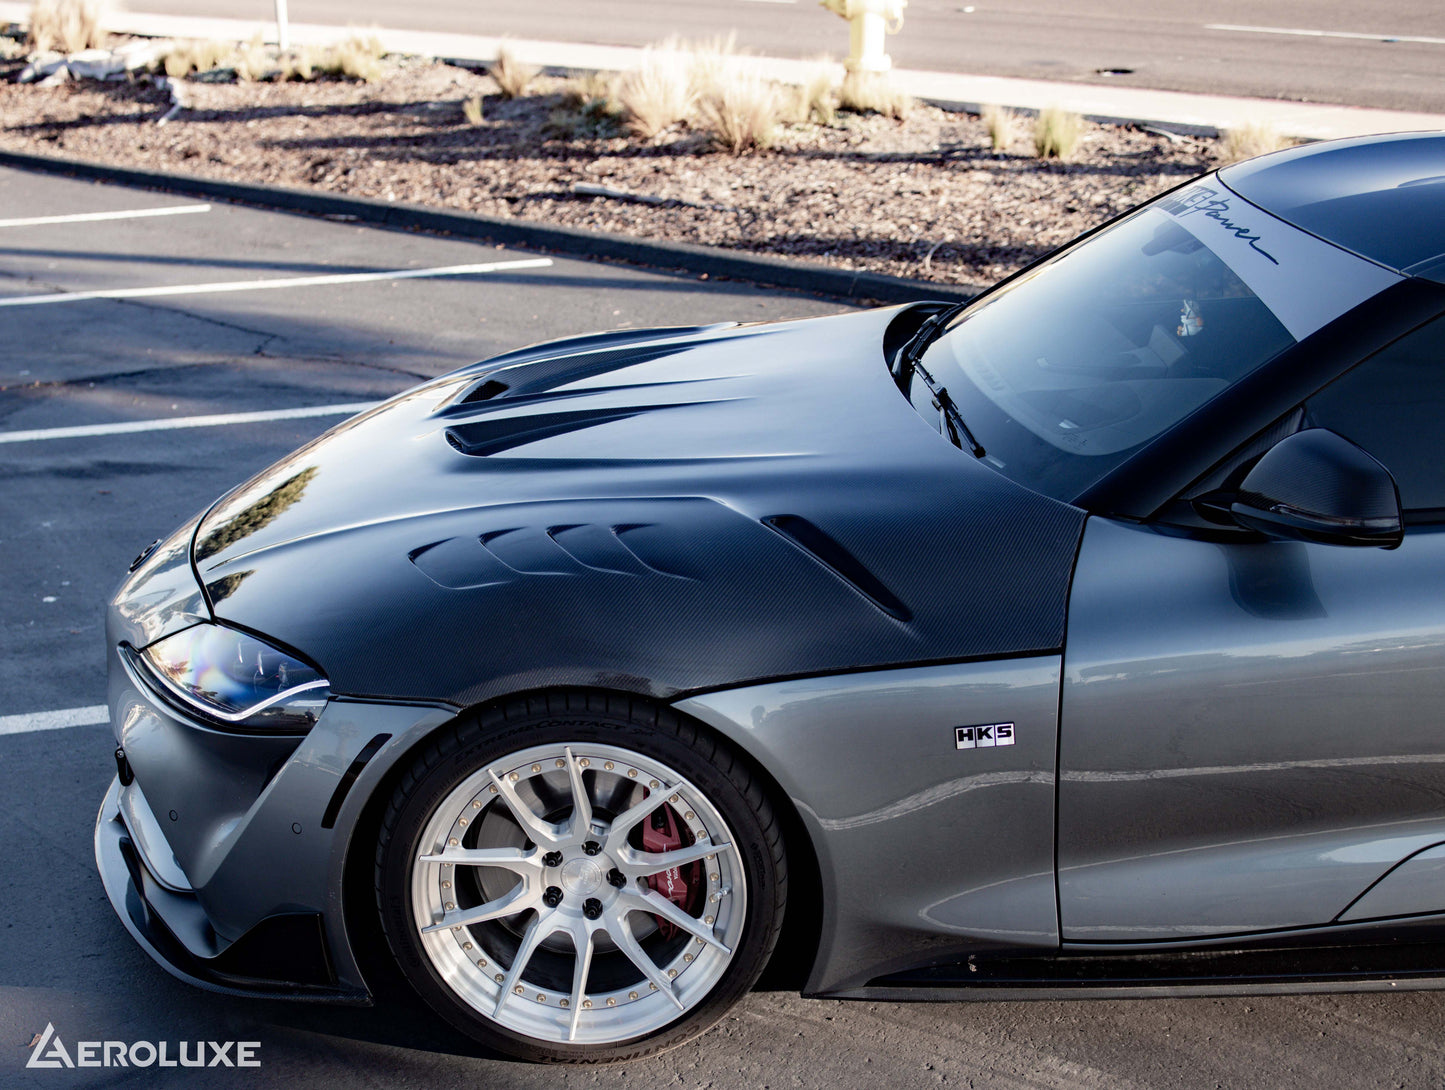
xmin=819 ymin=0 xmax=907 ymax=73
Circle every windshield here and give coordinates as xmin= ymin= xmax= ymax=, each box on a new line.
xmin=917 ymin=178 xmax=1401 ymax=501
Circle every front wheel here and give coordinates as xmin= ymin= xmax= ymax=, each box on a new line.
xmin=375 ymin=694 xmax=787 ymax=1063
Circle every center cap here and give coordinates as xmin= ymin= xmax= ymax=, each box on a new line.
xmin=560 ymin=857 xmax=604 ymax=896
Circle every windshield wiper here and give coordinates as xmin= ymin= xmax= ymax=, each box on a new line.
xmin=912 ymin=358 xmax=985 ymax=458
xmin=892 ymin=301 xmax=970 ymax=387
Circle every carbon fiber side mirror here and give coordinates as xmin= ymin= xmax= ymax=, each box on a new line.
xmin=1230 ymin=429 xmax=1403 ymax=548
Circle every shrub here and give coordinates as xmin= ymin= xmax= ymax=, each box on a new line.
xmin=1033 ymin=105 xmax=1082 ymax=159
xmin=838 ymin=71 xmax=910 ymax=120
xmin=616 ymin=44 xmax=694 ymax=138
xmin=698 ymin=68 xmax=782 ymax=153
xmin=27 ymin=0 xmax=106 ymax=54
xmin=980 ymin=103 xmax=1015 ymax=151
xmin=490 ymin=45 xmax=538 ymax=99
xmin=462 ymin=93 xmax=484 ymax=126
xmin=1221 ymin=121 xmax=1293 ymax=163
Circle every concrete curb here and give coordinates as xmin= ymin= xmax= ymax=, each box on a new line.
xmin=0 ymin=149 xmax=980 ymax=306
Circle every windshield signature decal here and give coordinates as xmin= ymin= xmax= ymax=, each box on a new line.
xmin=1158 ymin=186 xmax=1279 ymax=264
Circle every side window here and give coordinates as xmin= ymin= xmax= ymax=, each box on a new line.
xmin=1305 ymin=314 xmax=1445 ymax=515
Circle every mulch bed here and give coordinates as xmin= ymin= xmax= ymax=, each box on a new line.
xmin=0 ymin=55 xmax=1224 ymax=286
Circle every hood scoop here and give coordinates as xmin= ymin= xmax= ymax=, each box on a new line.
xmin=451 ymin=341 xmax=698 ymax=408
xmin=445 ymin=402 xmax=706 ymax=457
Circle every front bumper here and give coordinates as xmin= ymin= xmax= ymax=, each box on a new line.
xmin=94 ymin=774 xmax=358 ymax=1000
xmin=96 ymin=635 xmax=455 ymax=1001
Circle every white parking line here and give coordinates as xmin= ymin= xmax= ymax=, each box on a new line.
xmin=0 ymin=257 xmax=555 ymax=308
xmin=0 ymin=402 xmax=377 ymax=444
xmin=0 ymin=705 xmax=109 ymax=736
xmin=1205 ymin=23 xmax=1445 ymax=46
xmin=0 ymin=204 xmax=212 ymax=229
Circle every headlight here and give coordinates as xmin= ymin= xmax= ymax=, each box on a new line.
xmin=134 ymin=623 xmax=330 ymax=732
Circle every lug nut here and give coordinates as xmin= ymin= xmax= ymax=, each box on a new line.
xmin=583 ymin=898 xmax=603 ymax=920
xmin=543 ymin=886 xmax=564 ymax=908
xmin=607 ymin=868 xmax=626 ymax=888
xmin=542 ymin=851 xmax=564 ymax=868
xmin=583 ymin=841 xmax=601 ymax=856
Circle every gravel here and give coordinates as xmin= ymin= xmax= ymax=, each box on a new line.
xmin=0 ymin=56 xmax=1225 ymax=286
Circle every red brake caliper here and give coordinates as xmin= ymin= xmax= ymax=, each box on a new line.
xmin=640 ymin=803 xmax=703 ymax=939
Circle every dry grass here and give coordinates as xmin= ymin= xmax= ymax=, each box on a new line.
xmin=616 ymin=43 xmax=695 ymax=138
xmin=1221 ymin=121 xmax=1294 ymax=163
xmin=837 ymin=72 xmax=911 ymax=120
xmin=323 ymin=33 xmax=385 ymax=82
xmin=462 ymin=93 xmax=484 ymax=126
xmin=684 ymin=33 xmax=740 ymax=100
xmin=489 ymin=45 xmax=539 ymax=99
xmin=161 ymin=38 xmax=232 ymax=78
xmin=546 ymin=72 xmax=623 ymax=139
xmin=698 ymin=68 xmax=782 ymax=153
xmin=158 ymin=33 xmax=384 ymax=82
xmin=788 ymin=62 xmax=840 ymax=126
xmin=980 ymin=104 xmax=1016 ymax=151
xmin=1033 ymin=105 xmax=1082 ymax=159
xmin=233 ymin=32 xmax=268 ymax=82
xmin=27 ymin=0 xmax=106 ymax=54
xmin=562 ymin=71 xmax=616 ymax=109
xmin=286 ymin=45 xmax=315 ymax=82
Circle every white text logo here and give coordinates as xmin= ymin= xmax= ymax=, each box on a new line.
xmin=26 ymin=1024 xmax=261 ymax=1069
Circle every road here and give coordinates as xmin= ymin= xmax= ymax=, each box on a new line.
xmin=3 ymin=166 xmax=1445 ymax=1088
xmin=122 ymin=0 xmax=1445 ymax=113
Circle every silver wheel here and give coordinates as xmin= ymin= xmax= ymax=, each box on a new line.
xmin=409 ymin=742 xmax=747 ymax=1046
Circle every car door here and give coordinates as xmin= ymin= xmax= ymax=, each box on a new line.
xmin=1056 ymin=313 xmax=1445 ymax=942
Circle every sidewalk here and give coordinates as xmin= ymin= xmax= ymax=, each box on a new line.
xmin=2 ymin=2 xmax=1442 ymax=140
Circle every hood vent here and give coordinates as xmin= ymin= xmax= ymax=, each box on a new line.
xmin=458 ymin=379 xmax=509 ymax=404
xmin=452 ymin=342 xmax=696 ymax=408
xmin=446 ymin=402 xmax=702 ymax=457
xmin=762 ymin=514 xmax=912 ymax=622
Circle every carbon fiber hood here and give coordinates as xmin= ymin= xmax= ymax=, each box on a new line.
xmin=191 ymin=307 xmax=1086 ymax=704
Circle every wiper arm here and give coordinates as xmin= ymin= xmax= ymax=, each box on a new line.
xmin=913 ymin=358 xmax=985 ymax=459
xmin=892 ymin=301 xmax=970 ymax=387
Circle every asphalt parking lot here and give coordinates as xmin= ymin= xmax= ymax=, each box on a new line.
xmin=3 ymin=166 xmax=1445 ymax=1089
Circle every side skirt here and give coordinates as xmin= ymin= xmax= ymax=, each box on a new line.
xmin=830 ymin=915 xmax=1445 ymax=1001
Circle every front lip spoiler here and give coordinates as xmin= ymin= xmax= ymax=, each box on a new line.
xmin=94 ymin=775 xmax=367 ymax=1004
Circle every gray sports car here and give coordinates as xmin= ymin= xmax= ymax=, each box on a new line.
xmin=97 ymin=131 xmax=1445 ymax=1062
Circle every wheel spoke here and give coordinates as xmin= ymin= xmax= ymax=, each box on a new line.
xmin=489 ymin=768 xmax=564 ymax=846
xmin=567 ymin=919 xmax=600 ymax=1042
xmin=606 ymin=910 xmax=685 ymax=1011
xmin=618 ymin=839 xmax=731 ymax=878
xmin=418 ymin=846 xmax=539 ymax=875
xmin=603 ymin=788 xmax=672 ymax=851
xmin=421 ymin=881 xmax=536 ymax=933
xmin=621 ymin=888 xmax=730 ymax=953
xmin=494 ymin=911 xmax=561 ymax=1018
xmin=564 ymin=746 xmax=594 ymax=840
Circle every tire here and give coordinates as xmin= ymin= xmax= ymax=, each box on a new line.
xmin=375 ymin=691 xmax=787 ymax=1063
